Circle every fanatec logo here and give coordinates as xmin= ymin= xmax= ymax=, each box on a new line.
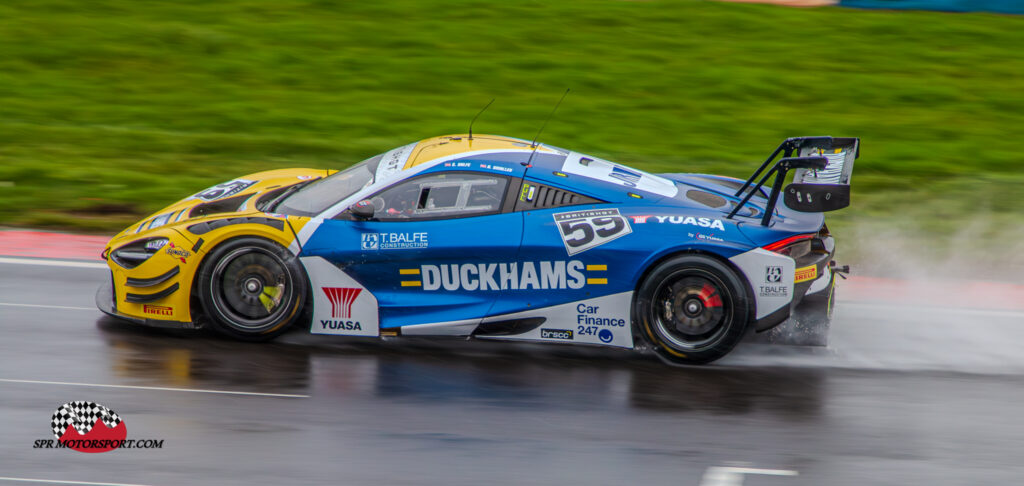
xmin=322 ymin=287 xmax=361 ymax=318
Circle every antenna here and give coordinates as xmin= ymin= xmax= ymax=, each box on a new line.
xmin=524 ymin=88 xmax=570 ymax=166
xmin=468 ymin=98 xmax=495 ymax=141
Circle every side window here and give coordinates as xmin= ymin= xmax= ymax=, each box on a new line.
xmin=369 ymin=172 xmax=510 ymax=221
xmin=514 ymin=181 xmax=602 ymax=211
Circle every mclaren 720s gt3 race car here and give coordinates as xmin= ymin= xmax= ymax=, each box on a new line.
xmin=96 ymin=134 xmax=857 ymax=365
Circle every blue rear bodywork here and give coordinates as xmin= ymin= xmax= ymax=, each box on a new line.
xmin=301 ymin=149 xmax=823 ymax=329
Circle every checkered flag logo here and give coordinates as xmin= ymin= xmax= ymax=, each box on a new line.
xmin=51 ymin=401 xmax=122 ymax=439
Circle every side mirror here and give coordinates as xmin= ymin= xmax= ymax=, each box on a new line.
xmin=349 ymin=199 xmax=376 ymax=219
xmin=783 ymin=183 xmax=850 ymax=212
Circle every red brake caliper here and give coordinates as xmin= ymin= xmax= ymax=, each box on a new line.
xmin=697 ymin=283 xmax=723 ymax=308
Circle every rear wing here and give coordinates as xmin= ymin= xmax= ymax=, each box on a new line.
xmin=726 ymin=136 xmax=859 ymax=226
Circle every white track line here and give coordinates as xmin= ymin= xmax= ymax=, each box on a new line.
xmin=700 ymin=466 xmax=798 ymax=486
xmin=0 ymin=257 xmax=107 ymax=269
xmin=0 ymin=303 xmax=95 ymax=311
xmin=0 ymin=478 xmax=151 ymax=486
xmin=0 ymin=378 xmax=308 ymax=398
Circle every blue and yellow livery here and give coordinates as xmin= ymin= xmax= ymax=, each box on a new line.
xmin=97 ymin=134 xmax=856 ymax=364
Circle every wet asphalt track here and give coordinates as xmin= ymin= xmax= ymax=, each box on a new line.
xmin=3 ymin=260 xmax=1024 ymax=485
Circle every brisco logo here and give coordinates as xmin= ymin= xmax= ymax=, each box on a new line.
xmin=399 ymin=261 xmax=609 ymax=291
xmin=541 ymin=328 xmax=573 ymax=340
xmin=49 ymin=401 xmax=126 ymax=453
xmin=630 ymin=215 xmax=725 ymax=230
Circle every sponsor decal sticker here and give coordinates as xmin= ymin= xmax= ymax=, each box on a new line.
xmin=33 ymin=401 xmax=165 ymax=453
xmin=375 ymin=142 xmax=417 ymax=180
xmin=142 ymin=304 xmax=173 ymax=317
xmin=553 ymin=208 xmax=632 ymax=255
xmin=631 ymin=215 xmax=725 ymax=230
xmin=192 ymin=179 xmax=255 ymax=202
xmin=795 ymin=265 xmax=818 ymax=283
xmin=403 ymin=261 xmax=608 ymax=291
xmin=560 ymin=152 xmax=679 ymax=197
xmin=598 ymin=329 xmax=614 ymax=343
xmin=320 ymin=287 xmax=363 ymax=331
xmin=165 ymin=242 xmax=190 ymax=263
xmin=362 ymin=232 xmax=428 ymax=251
xmin=765 ymin=266 xmax=783 ymax=283
xmin=520 ymin=183 xmax=537 ymax=202
xmin=541 ymin=328 xmax=574 ymax=340
xmin=759 ymin=265 xmax=788 ymax=297
xmin=693 ymin=232 xmax=725 ymax=243
xmin=576 ymin=303 xmax=626 ymax=327
xmin=361 ymin=233 xmax=379 ymax=250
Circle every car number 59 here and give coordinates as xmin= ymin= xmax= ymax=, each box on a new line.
xmin=552 ymin=209 xmax=632 ymax=255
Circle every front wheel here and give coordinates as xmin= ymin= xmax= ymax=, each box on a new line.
xmin=634 ymin=255 xmax=752 ymax=365
xmin=196 ymin=237 xmax=307 ymax=341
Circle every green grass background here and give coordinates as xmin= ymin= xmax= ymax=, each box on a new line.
xmin=1 ymin=0 xmax=1022 ymax=274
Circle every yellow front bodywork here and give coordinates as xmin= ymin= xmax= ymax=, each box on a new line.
xmin=101 ymin=135 xmax=551 ymax=326
xmin=103 ymin=168 xmax=320 ymax=325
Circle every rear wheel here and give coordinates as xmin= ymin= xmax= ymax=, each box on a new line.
xmin=634 ymin=255 xmax=752 ymax=365
xmin=197 ymin=237 xmax=306 ymax=341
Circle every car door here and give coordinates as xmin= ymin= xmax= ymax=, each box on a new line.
xmin=302 ymin=168 xmax=523 ymax=332
xmin=480 ymin=175 xmax=637 ymax=347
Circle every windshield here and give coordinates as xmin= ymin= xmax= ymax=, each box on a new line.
xmin=276 ymin=154 xmax=383 ymax=217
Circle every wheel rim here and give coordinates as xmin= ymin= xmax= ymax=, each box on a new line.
xmin=209 ymin=247 xmax=292 ymax=331
xmin=651 ymin=270 xmax=732 ymax=352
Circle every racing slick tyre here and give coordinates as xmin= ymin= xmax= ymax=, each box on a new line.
xmin=196 ymin=237 xmax=307 ymax=341
xmin=634 ymin=255 xmax=752 ymax=365
xmin=764 ymin=272 xmax=835 ymax=347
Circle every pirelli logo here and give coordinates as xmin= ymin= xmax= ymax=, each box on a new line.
xmin=142 ymin=304 xmax=173 ymax=316
xmin=794 ymin=265 xmax=818 ymax=283
xmin=399 ymin=260 xmax=609 ymax=291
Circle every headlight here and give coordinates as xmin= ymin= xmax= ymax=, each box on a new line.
xmin=144 ymin=238 xmax=168 ymax=251
xmin=138 ymin=212 xmax=174 ymax=232
xmin=111 ymin=238 xmax=169 ymax=269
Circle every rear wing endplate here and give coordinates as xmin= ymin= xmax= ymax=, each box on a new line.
xmin=726 ymin=136 xmax=859 ymax=226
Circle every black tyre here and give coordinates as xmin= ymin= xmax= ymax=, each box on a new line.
xmin=196 ymin=237 xmax=307 ymax=341
xmin=634 ymin=254 xmax=752 ymax=365
xmin=764 ymin=272 xmax=834 ymax=346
